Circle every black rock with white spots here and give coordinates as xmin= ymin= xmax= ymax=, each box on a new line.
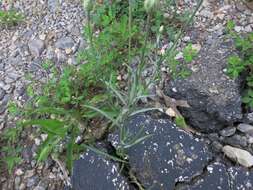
xmin=180 ymin=162 xmax=253 ymax=190
xmin=179 ymin=162 xmax=229 ymax=190
xmin=109 ymin=114 xmax=213 ymax=189
xmin=229 ymin=166 xmax=253 ymax=190
xmin=71 ymin=146 xmax=131 ymax=190
xmin=165 ymin=37 xmax=242 ymax=132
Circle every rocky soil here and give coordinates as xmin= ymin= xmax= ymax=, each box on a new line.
xmin=0 ymin=0 xmax=85 ymax=189
xmin=0 ymin=0 xmax=253 ymax=190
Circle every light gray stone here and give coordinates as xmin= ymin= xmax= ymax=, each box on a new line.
xmin=0 ymin=88 xmax=5 ymax=100
xmin=247 ymin=112 xmax=253 ymax=122
xmin=223 ymin=145 xmax=253 ymax=167
xmin=28 ymin=39 xmax=45 ymax=57
xmin=55 ymin=37 xmax=75 ymax=50
xmin=237 ymin=123 xmax=253 ymax=135
xmin=219 ymin=127 xmax=236 ymax=137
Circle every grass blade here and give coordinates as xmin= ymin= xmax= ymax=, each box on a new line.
xmin=83 ymin=105 xmax=117 ymax=124
xmin=105 ymin=81 xmax=127 ymax=106
xmin=130 ymin=107 xmax=161 ymax=116
xmin=123 ymin=134 xmax=153 ymax=149
xmin=83 ymin=144 xmax=126 ymax=163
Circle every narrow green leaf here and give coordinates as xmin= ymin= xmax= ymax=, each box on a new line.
xmin=83 ymin=144 xmax=126 ymax=163
xmin=105 ymin=81 xmax=127 ymax=105
xmin=83 ymin=105 xmax=117 ymax=124
xmin=37 ymin=136 xmax=59 ymax=162
xmin=32 ymin=107 xmax=67 ymax=115
xmin=3 ymin=156 xmax=22 ymax=174
xmin=130 ymin=107 xmax=161 ymax=116
xmin=66 ymin=133 xmax=75 ymax=174
xmin=123 ymin=134 xmax=153 ymax=149
xmin=22 ymin=119 xmax=66 ymax=136
xmin=133 ymin=94 xmax=156 ymax=103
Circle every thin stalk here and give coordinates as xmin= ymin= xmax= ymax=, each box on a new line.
xmin=138 ymin=14 xmax=151 ymax=79
xmin=128 ymin=0 xmax=132 ymax=66
xmin=87 ymin=10 xmax=95 ymax=54
xmin=153 ymin=0 xmax=204 ymax=80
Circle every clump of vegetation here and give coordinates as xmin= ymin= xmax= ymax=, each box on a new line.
xmin=226 ymin=20 xmax=253 ymax=108
xmin=0 ymin=9 xmax=24 ymax=26
xmin=1 ymin=0 xmax=203 ymax=176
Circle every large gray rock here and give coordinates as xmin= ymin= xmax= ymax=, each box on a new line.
xmin=165 ymin=37 xmax=242 ymax=132
xmin=71 ymin=144 xmax=131 ymax=190
xmin=109 ymin=115 xmax=212 ymax=189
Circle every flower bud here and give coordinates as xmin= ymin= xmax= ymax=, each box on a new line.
xmin=159 ymin=25 xmax=164 ymax=33
xmin=144 ymin=0 xmax=158 ymax=13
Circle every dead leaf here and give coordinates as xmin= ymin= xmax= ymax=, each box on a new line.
xmin=166 ymin=108 xmax=176 ymax=117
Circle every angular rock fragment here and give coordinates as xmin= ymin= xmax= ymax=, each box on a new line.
xmin=28 ymin=39 xmax=45 ymax=57
xmin=219 ymin=126 xmax=236 ymax=137
xmin=237 ymin=123 xmax=253 ymax=136
xmin=71 ymin=146 xmax=131 ymax=190
xmin=55 ymin=37 xmax=75 ymax=50
xmin=0 ymin=87 xmax=5 ymax=100
xmin=165 ymin=37 xmax=242 ymax=132
xmin=222 ymin=145 xmax=253 ymax=167
xmin=223 ymin=134 xmax=248 ymax=148
xmin=109 ymin=114 xmax=212 ymax=189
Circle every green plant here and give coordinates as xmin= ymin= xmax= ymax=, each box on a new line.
xmin=1 ymin=146 xmax=22 ymax=174
xmin=2 ymin=0 xmax=203 ymax=176
xmin=1 ymin=102 xmax=23 ymax=173
xmin=226 ymin=20 xmax=253 ymax=108
xmin=0 ymin=9 xmax=24 ymax=26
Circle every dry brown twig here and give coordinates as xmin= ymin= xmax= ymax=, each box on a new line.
xmin=155 ymin=87 xmax=198 ymax=134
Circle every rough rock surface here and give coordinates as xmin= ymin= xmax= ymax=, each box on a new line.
xmin=222 ymin=145 xmax=253 ymax=167
xmin=179 ymin=162 xmax=253 ymax=190
xmin=165 ymin=37 xmax=242 ymax=132
xmin=71 ymin=145 xmax=131 ymax=190
xmin=109 ymin=115 xmax=212 ymax=189
xmin=237 ymin=123 xmax=253 ymax=135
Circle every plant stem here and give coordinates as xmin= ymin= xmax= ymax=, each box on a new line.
xmin=128 ymin=0 xmax=132 ymax=66
xmin=138 ymin=14 xmax=151 ymax=80
xmin=87 ymin=10 xmax=95 ymax=54
xmin=154 ymin=0 xmax=204 ymax=80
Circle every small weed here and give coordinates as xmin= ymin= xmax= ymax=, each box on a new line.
xmin=2 ymin=0 xmax=203 ymax=175
xmin=226 ymin=20 xmax=253 ymax=108
xmin=1 ymin=146 xmax=22 ymax=174
xmin=0 ymin=9 xmax=24 ymax=26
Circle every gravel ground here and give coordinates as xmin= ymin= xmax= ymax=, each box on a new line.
xmin=0 ymin=0 xmax=85 ymax=189
xmin=0 ymin=0 xmax=252 ymax=189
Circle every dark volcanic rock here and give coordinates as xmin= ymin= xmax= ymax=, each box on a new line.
xmin=178 ymin=162 xmax=228 ymax=190
xmin=179 ymin=162 xmax=253 ymax=190
xmin=165 ymin=37 xmax=242 ymax=132
xmin=109 ymin=115 xmax=212 ymax=189
xmin=229 ymin=166 xmax=253 ymax=189
xmin=71 ymin=146 xmax=131 ymax=190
